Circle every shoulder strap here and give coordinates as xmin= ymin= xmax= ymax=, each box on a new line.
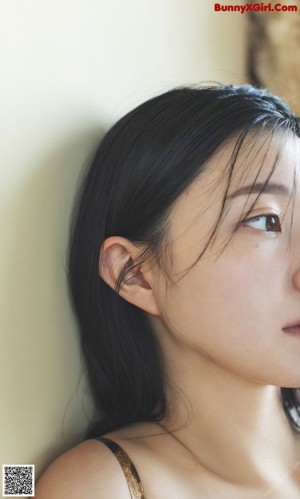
xmin=97 ymin=436 xmax=146 ymax=499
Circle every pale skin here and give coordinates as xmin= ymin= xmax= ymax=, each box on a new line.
xmin=36 ymin=132 xmax=300 ymax=498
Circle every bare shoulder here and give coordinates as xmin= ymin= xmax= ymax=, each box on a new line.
xmin=35 ymin=438 xmax=131 ymax=499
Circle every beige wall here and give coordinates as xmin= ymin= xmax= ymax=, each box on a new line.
xmin=0 ymin=0 xmax=246 ymax=485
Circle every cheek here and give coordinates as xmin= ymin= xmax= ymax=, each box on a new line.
xmin=163 ymin=251 xmax=284 ymax=351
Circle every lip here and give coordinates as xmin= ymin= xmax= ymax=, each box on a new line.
xmin=282 ymin=322 xmax=300 ymax=335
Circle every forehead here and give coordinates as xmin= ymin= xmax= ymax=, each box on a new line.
xmin=226 ymin=132 xmax=300 ymax=191
xmin=195 ymin=131 xmax=299 ymax=195
xmin=200 ymin=131 xmax=299 ymax=193
xmin=170 ymin=131 xmax=300 ymax=235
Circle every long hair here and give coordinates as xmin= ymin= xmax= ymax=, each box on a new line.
xmin=67 ymin=84 xmax=300 ymax=437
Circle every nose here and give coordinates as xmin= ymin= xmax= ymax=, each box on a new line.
xmin=290 ymin=211 xmax=300 ymax=291
xmin=290 ymin=221 xmax=300 ymax=291
xmin=291 ymin=230 xmax=300 ymax=291
xmin=292 ymin=267 xmax=300 ymax=292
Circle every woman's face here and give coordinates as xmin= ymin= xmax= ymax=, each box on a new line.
xmin=151 ymin=133 xmax=300 ymax=387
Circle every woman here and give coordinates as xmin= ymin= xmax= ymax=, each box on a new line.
xmin=36 ymin=84 xmax=300 ymax=498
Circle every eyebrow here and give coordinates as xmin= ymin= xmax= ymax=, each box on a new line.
xmin=228 ymin=182 xmax=292 ymax=199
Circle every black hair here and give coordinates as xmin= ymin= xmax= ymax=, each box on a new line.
xmin=67 ymin=84 xmax=300 ymax=438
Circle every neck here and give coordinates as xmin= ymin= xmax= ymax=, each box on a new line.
xmin=159 ymin=339 xmax=299 ymax=486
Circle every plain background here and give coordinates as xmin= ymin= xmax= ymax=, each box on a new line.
xmin=0 ymin=0 xmax=246 ymax=488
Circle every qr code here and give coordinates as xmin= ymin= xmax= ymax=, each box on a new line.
xmin=2 ymin=465 xmax=35 ymax=497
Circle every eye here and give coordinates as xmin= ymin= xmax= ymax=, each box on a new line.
xmin=242 ymin=214 xmax=282 ymax=232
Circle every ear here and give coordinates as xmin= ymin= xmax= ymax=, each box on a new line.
xmin=99 ymin=236 xmax=160 ymax=316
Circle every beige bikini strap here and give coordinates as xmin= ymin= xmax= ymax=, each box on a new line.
xmin=97 ymin=436 xmax=146 ymax=499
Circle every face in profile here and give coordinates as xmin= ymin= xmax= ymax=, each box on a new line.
xmin=149 ymin=132 xmax=300 ymax=389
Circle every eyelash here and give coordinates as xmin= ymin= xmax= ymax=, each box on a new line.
xmin=241 ymin=214 xmax=282 ymax=233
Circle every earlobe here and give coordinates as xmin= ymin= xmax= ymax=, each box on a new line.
xmin=99 ymin=236 xmax=160 ymax=316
